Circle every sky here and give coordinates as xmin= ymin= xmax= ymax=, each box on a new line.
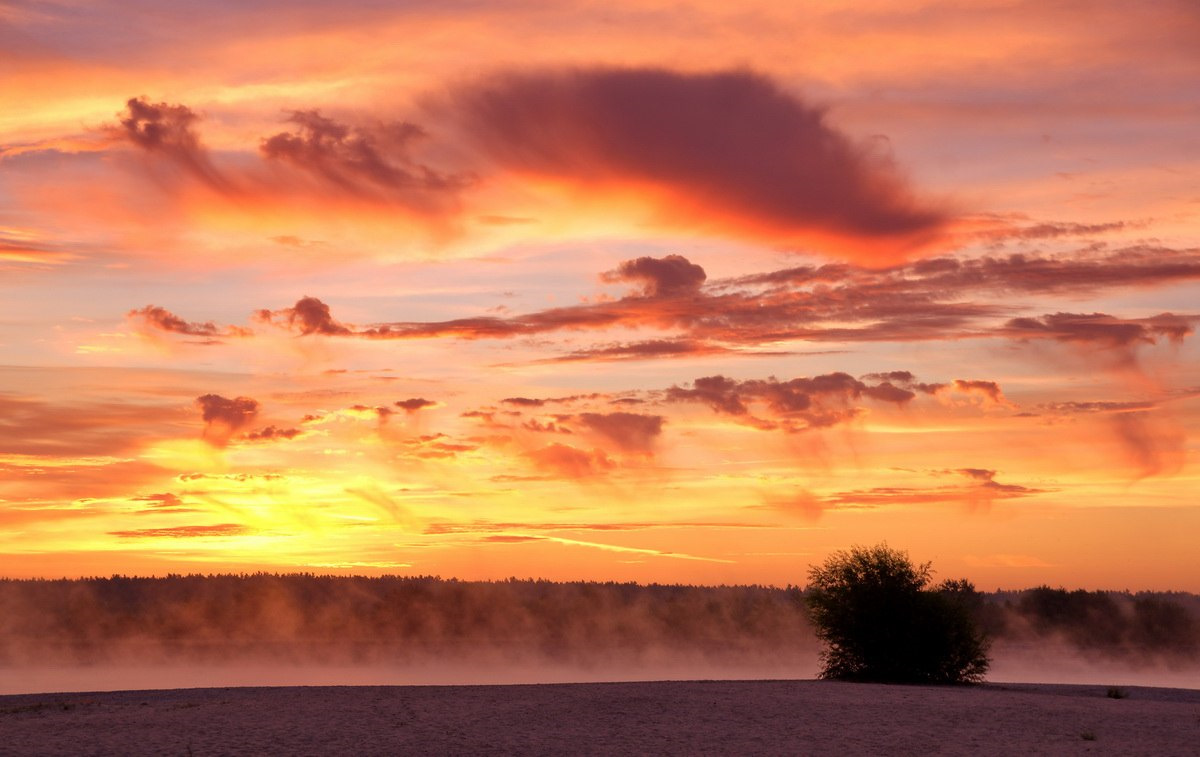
xmin=1 ymin=0 xmax=1198 ymax=590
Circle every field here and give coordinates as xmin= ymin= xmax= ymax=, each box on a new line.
xmin=3 ymin=680 xmax=1198 ymax=755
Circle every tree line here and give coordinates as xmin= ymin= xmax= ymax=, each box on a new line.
xmin=0 ymin=570 xmax=1194 ymax=670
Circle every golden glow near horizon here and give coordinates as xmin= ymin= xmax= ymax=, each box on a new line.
xmin=1 ymin=0 xmax=1198 ymax=590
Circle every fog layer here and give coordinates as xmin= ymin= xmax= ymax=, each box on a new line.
xmin=1 ymin=576 xmax=1195 ymax=694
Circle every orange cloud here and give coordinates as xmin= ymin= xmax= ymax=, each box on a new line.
xmin=127 ymin=305 xmax=252 ymax=343
xmin=575 ymin=412 xmax=664 ymax=454
xmin=108 ymin=523 xmax=250 ymax=539
xmin=1108 ymin=411 xmax=1186 ymax=479
xmin=0 ymin=232 xmax=82 ymax=265
xmin=547 ymin=339 xmax=779 ymax=363
xmin=0 ymin=395 xmax=182 ymax=459
xmin=130 ymin=493 xmax=198 ymax=515
xmin=525 ymin=443 xmax=615 ymax=479
xmin=945 ymin=379 xmax=1008 ymax=406
xmin=767 ymin=469 xmax=1045 ymax=519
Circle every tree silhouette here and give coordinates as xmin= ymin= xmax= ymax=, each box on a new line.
xmin=806 ymin=544 xmax=990 ymax=684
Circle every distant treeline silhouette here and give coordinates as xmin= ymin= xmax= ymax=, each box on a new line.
xmin=0 ymin=575 xmax=1195 ymax=667
xmin=0 ymin=574 xmax=812 ymax=667
xmin=983 ymin=586 xmax=1199 ymax=658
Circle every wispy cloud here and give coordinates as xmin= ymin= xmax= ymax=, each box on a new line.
xmin=142 ymin=248 xmax=1200 ymax=362
xmin=479 ymin=532 xmax=736 ymax=563
xmin=108 ymin=523 xmax=251 ymax=539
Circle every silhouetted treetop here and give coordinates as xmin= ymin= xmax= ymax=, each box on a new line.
xmin=806 ymin=544 xmax=990 ymax=684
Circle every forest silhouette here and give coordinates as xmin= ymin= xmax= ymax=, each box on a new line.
xmin=0 ymin=575 xmax=1195 ymax=670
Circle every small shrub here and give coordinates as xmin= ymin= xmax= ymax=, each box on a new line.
xmin=1081 ymin=731 xmax=1097 ymax=741
xmin=1106 ymin=686 xmax=1128 ymax=699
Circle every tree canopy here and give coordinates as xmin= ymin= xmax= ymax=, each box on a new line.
xmin=806 ymin=544 xmax=990 ymax=684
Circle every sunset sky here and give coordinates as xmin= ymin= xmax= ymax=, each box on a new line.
xmin=2 ymin=0 xmax=1198 ymax=590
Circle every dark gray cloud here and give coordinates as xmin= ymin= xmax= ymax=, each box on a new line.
xmin=196 ymin=394 xmax=259 ymax=446
xmin=1002 ymin=312 xmax=1194 ymax=348
xmin=448 ymin=67 xmax=946 ymax=258
xmin=666 ymin=372 xmax=925 ymax=432
xmin=146 ymin=246 xmax=1200 ymax=364
xmin=395 ymin=398 xmax=436 ymax=413
xmin=255 ymin=296 xmax=352 ymax=335
xmin=114 ymin=97 xmax=232 ymax=191
xmin=127 ymin=305 xmax=252 ymax=342
xmin=261 ymin=110 xmax=472 ymax=211
xmin=602 ymin=254 xmax=707 ymax=297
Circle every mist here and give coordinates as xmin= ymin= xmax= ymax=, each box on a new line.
xmin=0 ymin=576 xmax=1195 ymax=695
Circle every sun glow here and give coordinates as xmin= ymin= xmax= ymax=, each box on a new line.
xmin=0 ymin=0 xmax=1197 ymax=592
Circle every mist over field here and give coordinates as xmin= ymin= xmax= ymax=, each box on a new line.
xmin=1 ymin=575 xmax=1196 ymax=694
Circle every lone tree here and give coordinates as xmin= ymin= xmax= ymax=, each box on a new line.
xmin=806 ymin=543 xmax=990 ymax=684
